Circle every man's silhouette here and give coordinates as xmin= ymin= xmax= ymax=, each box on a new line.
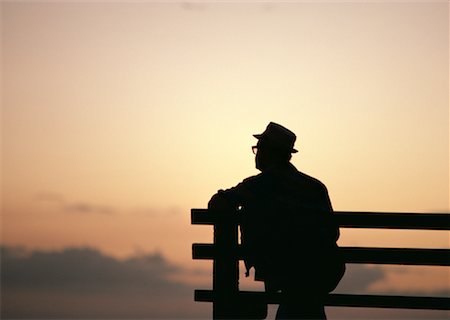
xmin=208 ymin=122 xmax=344 ymax=320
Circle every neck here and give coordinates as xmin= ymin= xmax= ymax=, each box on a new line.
xmin=259 ymin=161 xmax=290 ymax=173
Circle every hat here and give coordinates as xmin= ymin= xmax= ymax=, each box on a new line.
xmin=253 ymin=122 xmax=298 ymax=153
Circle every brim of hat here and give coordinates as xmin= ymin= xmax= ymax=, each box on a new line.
xmin=253 ymin=134 xmax=298 ymax=153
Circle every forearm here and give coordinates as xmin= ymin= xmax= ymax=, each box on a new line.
xmin=208 ymin=189 xmax=240 ymax=211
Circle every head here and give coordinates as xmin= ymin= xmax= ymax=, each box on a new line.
xmin=252 ymin=122 xmax=298 ymax=172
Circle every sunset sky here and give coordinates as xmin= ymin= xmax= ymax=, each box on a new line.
xmin=2 ymin=1 xmax=449 ymax=318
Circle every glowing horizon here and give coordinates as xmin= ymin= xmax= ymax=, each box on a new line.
xmin=1 ymin=3 xmax=449 ymax=317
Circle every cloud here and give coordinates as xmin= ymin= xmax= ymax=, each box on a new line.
xmin=329 ymin=265 xmax=449 ymax=320
xmin=1 ymin=246 xmax=183 ymax=294
xmin=1 ymin=246 xmax=448 ymax=319
xmin=35 ymin=192 xmax=65 ymax=204
xmin=35 ymin=191 xmax=183 ymax=216
xmin=35 ymin=192 xmax=115 ymax=215
xmin=63 ymin=202 xmax=115 ymax=215
xmin=131 ymin=205 xmax=182 ymax=217
xmin=333 ymin=264 xmax=385 ymax=293
xmin=180 ymin=2 xmax=207 ymax=12
xmin=1 ymin=246 xmax=209 ymax=318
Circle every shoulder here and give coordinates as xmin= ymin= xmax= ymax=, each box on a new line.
xmin=294 ymin=170 xmax=333 ymax=210
xmin=241 ymin=173 xmax=264 ymax=185
xmin=213 ymin=173 xmax=264 ymax=196
xmin=296 ymin=170 xmax=329 ymax=193
xmin=231 ymin=173 xmax=267 ymax=192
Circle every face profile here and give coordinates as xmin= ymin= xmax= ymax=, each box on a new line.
xmin=252 ymin=122 xmax=297 ymax=172
xmin=253 ymin=140 xmax=284 ymax=172
xmin=253 ymin=142 xmax=267 ymax=171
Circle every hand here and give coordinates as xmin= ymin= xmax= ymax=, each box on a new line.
xmin=208 ymin=191 xmax=235 ymax=212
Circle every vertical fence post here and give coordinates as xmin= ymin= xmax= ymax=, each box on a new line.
xmin=212 ymin=209 xmax=239 ymax=319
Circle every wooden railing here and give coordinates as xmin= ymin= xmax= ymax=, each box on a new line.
xmin=192 ymin=209 xmax=450 ymax=318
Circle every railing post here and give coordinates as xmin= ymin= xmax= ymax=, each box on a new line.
xmin=212 ymin=209 xmax=239 ymax=319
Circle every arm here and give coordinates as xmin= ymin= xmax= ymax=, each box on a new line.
xmin=208 ymin=176 xmax=259 ymax=211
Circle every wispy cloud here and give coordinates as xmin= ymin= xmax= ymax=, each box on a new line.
xmin=35 ymin=192 xmax=65 ymax=204
xmin=131 ymin=205 xmax=182 ymax=217
xmin=35 ymin=191 xmax=184 ymax=216
xmin=35 ymin=192 xmax=115 ymax=215
xmin=63 ymin=202 xmax=115 ymax=215
xmin=180 ymin=2 xmax=207 ymax=12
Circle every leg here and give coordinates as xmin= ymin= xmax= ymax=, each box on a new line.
xmin=276 ymin=302 xmax=326 ymax=320
xmin=275 ymin=289 xmax=326 ymax=320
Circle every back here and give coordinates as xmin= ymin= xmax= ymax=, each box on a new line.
xmin=239 ymin=164 xmax=344 ymax=293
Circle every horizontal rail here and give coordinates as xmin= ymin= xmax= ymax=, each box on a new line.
xmin=194 ymin=290 xmax=450 ymax=310
xmin=191 ymin=209 xmax=450 ymax=230
xmin=192 ymin=244 xmax=450 ymax=266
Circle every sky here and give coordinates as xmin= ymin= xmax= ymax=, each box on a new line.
xmin=1 ymin=1 xmax=449 ymax=319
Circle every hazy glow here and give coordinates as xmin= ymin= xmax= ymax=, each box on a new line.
xmin=2 ymin=1 xmax=449 ymax=296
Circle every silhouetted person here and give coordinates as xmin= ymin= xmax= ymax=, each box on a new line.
xmin=209 ymin=122 xmax=345 ymax=320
